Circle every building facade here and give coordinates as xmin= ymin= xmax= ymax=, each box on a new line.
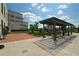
xmin=20 ymin=21 xmax=28 ymax=30
xmin=8 ymin=10 xmax=28 ymax=32
xmin=0 ymin=3 xmax=8 ymax=39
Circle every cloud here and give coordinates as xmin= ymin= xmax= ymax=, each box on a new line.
xmin=47 ymin=15 xmax=71 ymax=21
xmin=57 ymin=4 xmax=68 ymax=15
xmin=22 ymin=12 xmax=42 ymax=22
xmin=31 ymin=3 xmax=38 ymax=7
xmin=31 ymin=4 xmax=49 ymax=13
xmin=47 ymin=15 xmax=56 ymax=18
xmin=31 ymin=3 xmax=44 ymax=9
xmin=58 ymin=16 xmax=78 ymax=26
xmin=59 ymin=16 xmax=71 ymax=21
xmin=41 ymin=7 xmax=49 ymax=12
xmin=58 ymin=4 xmax=68 ymax=9
xmin=37 ymin=4 xmax=44 ymax=9
xmin=57 ymin=10 xmax=63 ymax=15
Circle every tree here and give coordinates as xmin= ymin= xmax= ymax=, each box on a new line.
xmin=29 ymin=24 xmax=34 ymax=33
xmin=43 ymin=25 xmax=48 ymax=32
xmin=33 ymin=22 xmax=39 ymax=31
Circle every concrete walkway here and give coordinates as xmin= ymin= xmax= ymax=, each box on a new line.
xmin=0 ymin=33 xmax=79 ymax=56
xmin=0 ymin=37 xmax=52 ymax=56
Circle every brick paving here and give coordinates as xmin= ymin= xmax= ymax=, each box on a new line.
xmin=0 ymin=33 xmax=36 ymax=43
xmin=34 ymin=34 xmax=76 ymax=55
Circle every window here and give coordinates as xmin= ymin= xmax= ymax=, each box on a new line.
xmin=4 ymin=6 xmax=5 ymax=17
xmin=16 ymin=17 xmax=23 ymax=20
xmin=10 ymin=15 xmax=14 ymax=18
xmin=16 ymin=20 xmax=19 ymax=22
xmin=10 ymin=19 xmax=15 ymax=22
xmin=1 ymin=3 xmax=3 ymax=14
xmin=9 ymin=19 xmax=15 ymax=22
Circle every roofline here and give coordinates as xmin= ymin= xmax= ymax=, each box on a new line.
xmin=40 ymin=17 xmax=74 ymax=26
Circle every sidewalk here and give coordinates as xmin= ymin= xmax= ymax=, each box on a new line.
xmin=0 ymin=37 xmax=52 ymax=56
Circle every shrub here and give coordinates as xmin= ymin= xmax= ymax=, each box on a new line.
xmin=3 ymin=26 xmax=9 ymax=35
xmin=28 ymin=30 xmax=33 ymax=34
xmin=33 ymin=31 xmax=48 ymax=36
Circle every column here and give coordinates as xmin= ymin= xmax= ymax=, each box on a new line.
xmin=47 ymin=25 xmax=50 ymax=35
xmin=71 ymin=25 xmax=72 ymax=35
xmin=43 ymin=24 xmax=44 ymax=33
xmin=68 ymin=25 xmax=70 ymax=36
xmin=62 ymin=26 xmax=65 ymax=36
xmin=43 ymin=24 xmax=44 ymax=29
xmin=53 ymin=23 xmax=57 ymax=46
xmin=59 ymin=26 xmax=62 ymax=36
xmin=64 ymin=26 xmax=66 ymax=35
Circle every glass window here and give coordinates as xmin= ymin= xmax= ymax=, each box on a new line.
xmin=4 ymin=6 xmax=5 ymax=17
xmin=1 ymin=3 xmax=3 ymax=14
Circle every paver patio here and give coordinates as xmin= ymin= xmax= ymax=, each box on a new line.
xmin=34 ymin=34 xmax=76 ymax=55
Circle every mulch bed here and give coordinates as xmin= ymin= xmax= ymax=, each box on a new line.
xmin=0 ymin=33 xmax=36 ymax=43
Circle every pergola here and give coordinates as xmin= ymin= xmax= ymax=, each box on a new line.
xmin=39 ymin=17 xmax=74 ymax=44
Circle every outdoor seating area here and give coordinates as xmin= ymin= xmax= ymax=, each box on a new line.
xmin=40 ymin=17 xmax=74 ymax=45
xmin=33 ymin=17 xmax=76 ymax=55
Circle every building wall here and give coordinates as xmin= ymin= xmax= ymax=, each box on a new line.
xmin=8 ymin=10 xmax=28 ymax=31
xmin=0 ymin=3 xmax=8 ymax=38
xmin=20 ymin=21 xmax=28 ymax=30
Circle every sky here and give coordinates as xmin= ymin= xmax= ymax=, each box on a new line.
xmin=7 ymin=3 xmax=79 ymax=27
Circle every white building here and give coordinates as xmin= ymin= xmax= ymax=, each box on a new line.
xmin=0 ymin=3 xmax=8 ymax=39
xmin=8 ymin=10 xmax=28 ymax=31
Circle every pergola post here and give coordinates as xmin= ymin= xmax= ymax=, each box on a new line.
xmin=48 ymin=25 xmax=50 ymax=35
xmin=64 ymin=26 xmax=66 ymax=33
xmin=62 ymin=26 xmax=65 ymax=36
xmin=65 ymin=26 xmax=67 ymax=33
xmin=59 ymin=26 xmax=62 ymax=36
xmin=53 ymin=23 xmax=57 ymax=46
xmin=71 ymin=25 xmax=72 ymax=35
xmin=47 ymin=25 xmax=49 ymax=33
xmin=43 ymin=24 xmax=45 ymax=32
xmin=43 ymin=24 xmax=44 ymax=29
xmin=68 ymin=25 xmax=70 ymax=36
